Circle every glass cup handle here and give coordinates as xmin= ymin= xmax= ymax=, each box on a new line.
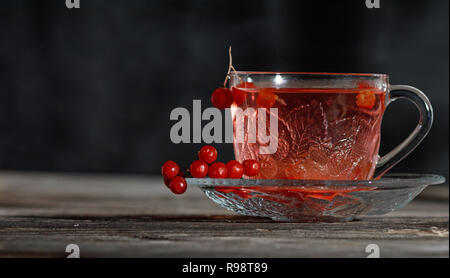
xmin=374 ymin=85 xmax=433 ymax=179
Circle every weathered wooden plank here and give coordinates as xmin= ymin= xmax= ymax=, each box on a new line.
xmin=0 ymin=215 xmax=447 ymax=258
xmin=0 ymin=171 xmax=448 ymax=258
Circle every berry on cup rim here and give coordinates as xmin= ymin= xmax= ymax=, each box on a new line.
xmin=232 ymin=82 xmax=256 ymax=106
xmin=256 ymin=88 xmax=278 ymax=109
xmin=211 ymin=87 xmax=233 ymax=109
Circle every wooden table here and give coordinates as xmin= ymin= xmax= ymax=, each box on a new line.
xmin=0 ymin=171 xmax=448 ymax=258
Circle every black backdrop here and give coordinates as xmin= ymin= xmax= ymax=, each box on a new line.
xmin=0 ymin=0 xmax=448 ymax=178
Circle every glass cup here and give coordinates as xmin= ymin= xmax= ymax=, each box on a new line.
xmin=228 ymin=72 xmax=433 ymax=180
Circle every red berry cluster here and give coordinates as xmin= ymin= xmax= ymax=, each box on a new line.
xmin=211 ymin=47 xmax=281 ymax=110
xmin=161 ymin=145 xmax=261 ymax=195
xmin=161 ymin=161 xmax=187 ymax=194
xmin=211 ymin=82 xmax=256 ymax=109
xmin=212 ymin=82 xmax=279 ymax=110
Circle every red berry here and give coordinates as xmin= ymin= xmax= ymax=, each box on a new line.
xmin=211 ymin=87 xmax=233 ymax=109
xmin=208 ymin=162 xmax=228 ymax=178
xmin=198 ymin=145 xmax=218 ymax=164
xmin=190 ymin=160 xmax=208 ymax=178
xmin=256 ymin=88 xmax=278 ymax=109
xmin=169 ymin=176 xmax=187 ymax=194
xmin=161 ymin=160 xmax=180 ymax=179
xmin=232 ymin=82 xmax=255 ymax=106
xmin=243 ymin=160 xmax=260 ymax=177
xmin=238 ymin=82 xmax=256 ymax=88
xmin=357 ymin=81 xmax=372 ymax=89
xmin=163 ymin=176 xmax=172 ymax=187
xmin=356 ymin=90 xmax=376 ymax=109
xmin=226 ymin=160 xmax=244 ymax=179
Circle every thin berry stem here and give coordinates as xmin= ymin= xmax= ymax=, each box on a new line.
xmin=223 ymin=46 xmax=241 ymax=87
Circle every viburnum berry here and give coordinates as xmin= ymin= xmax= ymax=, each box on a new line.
xmin=357 ymin=81 xmax=372 ymax=89
xmin=226 ymin=160 xmax=244 ymax=179
xmin=190 ymin=160 xmax=208 ymax=178
xmin=169 ymin=176 xmax=187 ymax=194
xmin=356 ymin=81 xmax=376 ymax=109
xmin=208 ymin=162 xmax=228 ymax=178
xmin=356 ymin=91 xmax=376 ymax=109
xmin=211 ymin=87 xmax=233 ymax=109
xmin=161 ymin=160 xmax=180 ymax=180
xmin=243 ymin=159 xmax=260 ymax=177
xmin=198 ymin=145 xmax=218 ymax=164
xmin=232 ymin=82 xmax=255 ymax=106
xmin=256 ymin=88 xmax=278 ymax=109
xmin=238 ymin=82 xmax=256 ymax=88
xmin=163 ymin=176 xmax=172 ymax=188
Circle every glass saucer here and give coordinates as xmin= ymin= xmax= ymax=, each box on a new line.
xmin=186 ymin=174 xmax=445 ymax=222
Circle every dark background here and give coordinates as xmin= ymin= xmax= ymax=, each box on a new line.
xmin=0 ymin=0 xmax=448 ymax=178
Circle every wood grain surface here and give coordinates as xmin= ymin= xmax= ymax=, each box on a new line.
xmin=0 ymin=171 xmax=448 ymax=258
